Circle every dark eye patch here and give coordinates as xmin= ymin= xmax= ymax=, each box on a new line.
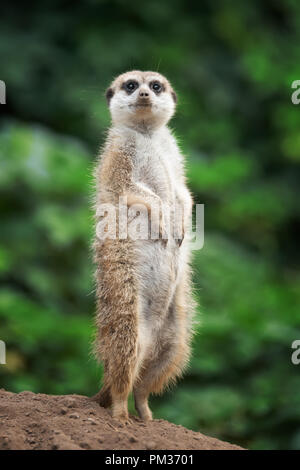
xmin=122 ymin=80 xmax=139 ymax=94
xmin=150 ymin=81 xmax=164 ymax=94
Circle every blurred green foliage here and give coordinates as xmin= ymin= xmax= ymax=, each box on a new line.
xmin=1 ymin=0 xmax=300 ymax=450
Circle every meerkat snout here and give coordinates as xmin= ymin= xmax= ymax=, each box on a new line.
xmin=138 ymin=88 xmax=150 ymax=98
xmin=106 ymin=70 xmax=177 ymax=131
xmin=135 ymin=86 xmax=151 ymax=106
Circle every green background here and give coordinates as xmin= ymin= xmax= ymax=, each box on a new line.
xmin=1 ymin=0 xmax=300 ymax=450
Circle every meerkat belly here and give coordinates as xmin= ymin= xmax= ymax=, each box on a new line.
xmin=133 ymin=134 xmax=182 ymax=360
xmin=135 ymin=238 xmax=180 ymax=362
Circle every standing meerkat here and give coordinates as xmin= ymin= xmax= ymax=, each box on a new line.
xmin=93 ymin=70 xmax=195 ymax=423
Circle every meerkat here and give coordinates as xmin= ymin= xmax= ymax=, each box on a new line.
xmin=92 ymin=70 xmax=195 ymax=423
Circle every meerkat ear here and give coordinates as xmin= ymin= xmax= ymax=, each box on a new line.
xmin=171 ymin=91 xmax=177 ymax=104
xmin=105 ymin=87 xmax=114 ymax=105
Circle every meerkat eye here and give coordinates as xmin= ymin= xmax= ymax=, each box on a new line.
xmin=124 ymin=80 xmax=139 ymax=94
xmin=150 ymin=81 xmax=162 ymax=93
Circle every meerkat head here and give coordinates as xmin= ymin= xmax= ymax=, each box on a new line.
xmin=105 ymin=70 xmax=177 ymax=131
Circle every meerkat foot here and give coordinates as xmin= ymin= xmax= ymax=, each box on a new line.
xmin=134 ymin=394 xmax=153 ymax=421
xmin=113 ymin=413 xmax=133 ymax=426
xmin=137 ymin=404 xmax=153 ymax=421
xmin=112 ymin=398 xmax=131 ymax=423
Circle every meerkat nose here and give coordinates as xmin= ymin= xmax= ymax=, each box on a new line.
xmin=139 ymin=90 xmax=149 ymax=98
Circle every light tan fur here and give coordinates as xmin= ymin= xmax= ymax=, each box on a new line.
xmin=92 ymin=71 xmax=195 ymax=422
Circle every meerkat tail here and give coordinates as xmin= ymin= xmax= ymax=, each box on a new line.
xmin=94 ymin=238 xmax=138 ymax=421
xmin=90 ymin=385 xmax=112 ymax=408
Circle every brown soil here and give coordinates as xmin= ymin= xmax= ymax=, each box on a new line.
xmin=0 ymin=389 xmax=243 ymax=450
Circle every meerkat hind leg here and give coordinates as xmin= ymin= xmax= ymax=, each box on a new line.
xmin=111 ymin=395 xmax=132 ymax=423
xmin=134 ymin=339 xmax=189 ymax=422
xmin=134 ymin=299 xmax=190 ymax=420
xmin=133 ymin=341 xmax=180 ymax=421
xmin=134 ymin=387 xmax=153 ymax=421
xmin=109 ymin=365 xmax=136 ymax=424
xmin=108 ymin=376 xmax=134 ymax=424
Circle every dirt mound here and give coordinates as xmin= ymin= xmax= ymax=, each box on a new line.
xmin=0 ymin=389 xmax=242 ymax=450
